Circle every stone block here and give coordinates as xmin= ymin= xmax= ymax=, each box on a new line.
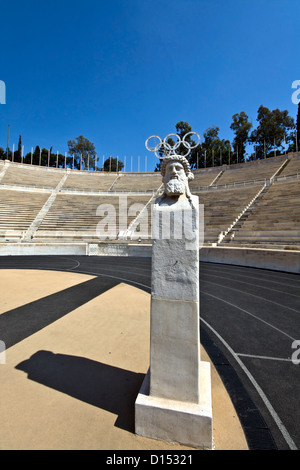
xmin=150 ymin=298 xmax=200 ymax=403
xmin=135 ymin=362 xmax=212 ymax=449
xmin=151 ymin=239 xmax=199 ymax=302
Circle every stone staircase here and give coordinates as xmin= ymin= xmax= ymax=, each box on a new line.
xmin=270 ymin=157 xmax=290 ymax=180
xmin=219 ymin=183 xmax=270 ymax=244
xmin=118 ymin=192 xmax=155 ymax=241
xmin=218 ymin=158 xmax=291 ymax=244
xmin=209 ymin=170 xmax=223 ymax=186
xmin=107 ymin=174 xmax=121 ymax=191
xmin=0 ymin=160 xmax=10 ymax=182
xmin=22 ymin=173 xmax=68 ymax=241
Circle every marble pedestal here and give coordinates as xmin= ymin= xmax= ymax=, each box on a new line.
xmin=135 ymin=362 xmax=212 ymax=449
xmin=135 ymin=195 xmax=213 ymax=449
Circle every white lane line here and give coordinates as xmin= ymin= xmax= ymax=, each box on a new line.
xmin=202 ymin=278 xmax=300 ymax=314
xmin=201 ymin=290 xmax=296 ymax=341
xmin=201 ymin=265 xmax=300 ymax=289
xmin=237 ymin=353 xmax=294 ymax=362
xmin=65 ymin=268 xmax=151 ymax=291
xmin=58 ymin=257 xmax=81 ymax=271
xmin=3 ymin=257 xmax=82 ymax=272
xmin=200 ymin=264 xmax=300 ymax=287
xmin=1 ymin=265 xmax=151 ymax=290
xmin=201 ymin=317 xmax=298 ymax=450
xmin=87 ymin=267 xmax=151 ymax=277
xmin=201 ymin=271 xmax=300 ymax=298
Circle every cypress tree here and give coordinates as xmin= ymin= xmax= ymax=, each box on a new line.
xmin=17 ymin=135 xmax=22 ymax=162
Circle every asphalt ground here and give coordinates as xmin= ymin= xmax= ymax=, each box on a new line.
xmin=0 ymin=254 xmax=299 ymax=450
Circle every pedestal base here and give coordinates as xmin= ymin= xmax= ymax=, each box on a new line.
xmin=135 ymin=362 xmax=213 ymax=449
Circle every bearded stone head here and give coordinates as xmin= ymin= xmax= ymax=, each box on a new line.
xmin=160 ymin=155 xmax=194 ymax=197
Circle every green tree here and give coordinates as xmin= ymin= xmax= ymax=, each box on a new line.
xmin=23 ymin=152 xmax=31 ymax=164
xmin=250 ymin=105 xmax=295 ymax=158
xmin=40 ymin=148 xmax=50 ymax=166
xmin=230 ymin=111 xmax=252 ymax=162
xmin=37 ymin=146 xmax=57 ymax=167
xmin=32 ymin=145 xmax=41 ymax=165
xmin=103 ymin=156 xmax=124 ymax=172
xmin=0 ymin=146 xmax=12 ymax=160
xmin=175 ymin=121 xmax=201 ymax=168
xmin=15 ymin=135 xmax=22 ymax=162
xmin=67 ymin=135 xmax=97 ymax=170
xmin=198 ymin=126 xmax=232 ymax=168
xmin=49 ymin=146 xmax=56 ymax=167
xmin=173 ymin=121 xmax=233 ymax=168
xmin=53 ymin=151 xmax=66 ymax=168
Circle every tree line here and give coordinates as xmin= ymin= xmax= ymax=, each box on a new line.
xmin=1 ymin=103 xmax=299 ymax=171
xmin=157 ymin=103 xmax=300 ymax=171
xmin=0 ymin=135 xmax=123 ymax=172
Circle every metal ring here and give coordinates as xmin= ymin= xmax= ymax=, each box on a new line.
xmin=163 ymin=133 xmax=181 ymax=151
xmin=154 ymin=146 xmax=166 ymax=160
xmin=177 ymin=146 xmax=191 ymax=158
xmin=152 ymin=139 xmax=171 ymax=159
xmin=182 ymin=132 xmax=201 ymax=149
xmin=145 ymin=132 xmax=200 ymax=159
xmin=145 ymin=135 xmax=162 ymax=152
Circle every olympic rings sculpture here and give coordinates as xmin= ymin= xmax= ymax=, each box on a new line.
xmin=145 ymin=132 xmax=200 ymax=159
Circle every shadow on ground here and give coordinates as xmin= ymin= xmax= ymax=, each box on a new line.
xmin=16 ymin=350 xmax=145 ymax=432
xmin=0 ymin=277 xmax=119 ymax=349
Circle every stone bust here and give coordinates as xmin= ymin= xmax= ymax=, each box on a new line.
xmin=158 ymin=155 xmax=196 ymax=207
xmin=152 ymin=154 xmax=198 ymax=244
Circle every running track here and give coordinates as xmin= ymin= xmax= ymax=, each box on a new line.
xmin=0 ymin=255 xmax=299 ymax=450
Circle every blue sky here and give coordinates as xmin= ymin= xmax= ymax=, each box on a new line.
xmin=0 ymin=0 xmax=299 ymax=171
